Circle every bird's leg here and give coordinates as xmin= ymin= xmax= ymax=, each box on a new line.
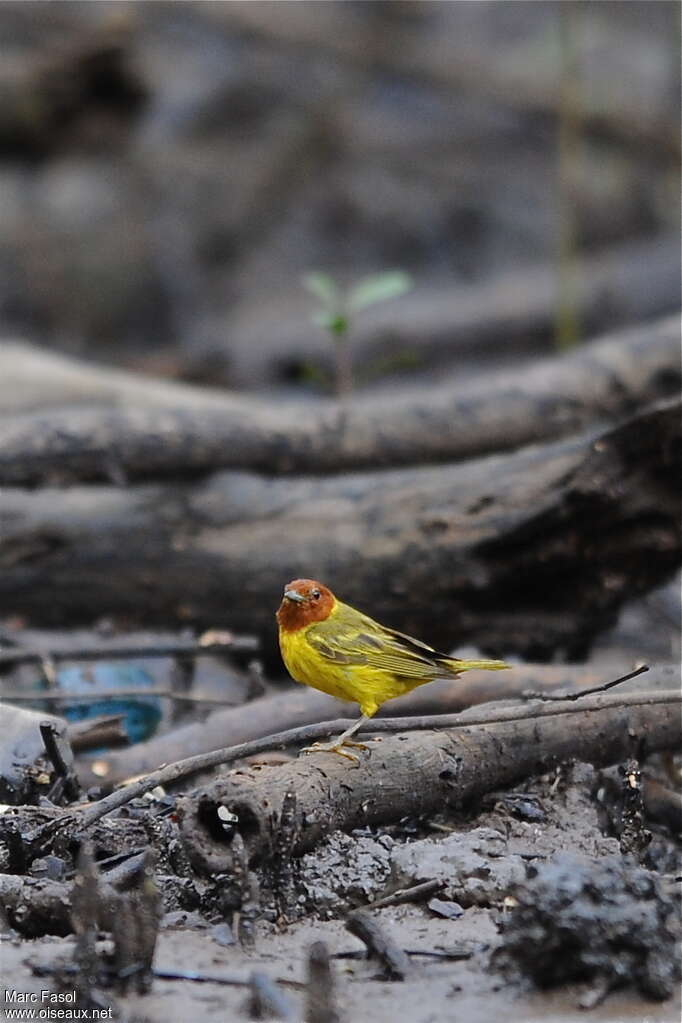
xmin=300 ymin=714 xmax=372 ymax=763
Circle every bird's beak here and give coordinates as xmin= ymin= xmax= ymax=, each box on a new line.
xmin=284 ymin=589 xmax=305 ymax=603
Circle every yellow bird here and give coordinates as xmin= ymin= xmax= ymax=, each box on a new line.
xmin=277 ymin=578 xmax=509 ymax=760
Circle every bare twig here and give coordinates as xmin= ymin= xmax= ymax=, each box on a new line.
xmin=523 ymin=664 xmax=650 ymax=702
xmin=368 ymin=878 xmax=445 ymax=911
xmin=150 ymin=967 xmax=303 ymax=991
xmin=40 ymin=721 xmax=81 ymax=803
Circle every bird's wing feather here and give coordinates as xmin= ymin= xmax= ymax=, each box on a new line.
xmin=306 ymin=604 xmax=450 ymax=680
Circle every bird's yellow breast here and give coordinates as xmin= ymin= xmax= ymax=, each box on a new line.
xmin=279 ymin=621 xmax=355 ymax=703
xmin=278 ymin=610 xmax=417 ymax=716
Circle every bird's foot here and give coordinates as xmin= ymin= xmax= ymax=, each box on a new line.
xmin=300 ymin=739 xmax=368 ymax=764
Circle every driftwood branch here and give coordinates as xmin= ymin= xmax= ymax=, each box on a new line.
xmin=175 ymin=691 xmax=681 ymax=872
xmin=2 ymin=400 xmax=680 ymax=665
xmin=41 ymin=691 xmax=675 ymax=837
xmin=78 ymin=663 xmax=679 ymax=788
xmin=70 ymin=691 xmax=681 ymax=829
xmin=0 ymin=315 xmax=678 ymax=483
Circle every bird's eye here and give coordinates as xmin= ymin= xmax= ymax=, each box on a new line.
xmin=312 ymin=589 xmax=321 ymax=600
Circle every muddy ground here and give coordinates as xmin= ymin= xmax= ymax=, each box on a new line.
xmin=2 ymin=754 xmax=680 ymax=1023
xmin=4 ymin=912 xmax=679 ymax=1023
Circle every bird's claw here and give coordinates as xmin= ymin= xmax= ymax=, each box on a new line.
xmin=300 ymin=740 xmax=368 ymax=764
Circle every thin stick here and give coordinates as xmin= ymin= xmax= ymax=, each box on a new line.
xmin=368 ymin=879 xmax=445 ymax=910
xmin=332 ymin=945 xmax=473 ymax=961
xmin=523 ymin=664 xmax=650 ymax=702
xmin=1 ymin=688 xmax=239 ymax=706
xmin=0 ymin=636 xmax=258 ymax=667
xmin=39 ymin=721 xmax=81 ymax=802
xmin=31 ymin=962 xmax=304 ymax=991
xmin=71 ymin=689 xmax=680 ymax=829
xmin=152 ymin=967 xmax=253 ymax=987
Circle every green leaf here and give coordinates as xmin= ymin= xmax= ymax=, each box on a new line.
xmin=348 ymin=270 xmax=412 ymax=313
xmin=302 ymin=272 xmax=339 ymax=309
xmin=312 ymin=311 xmax=348 ymax=336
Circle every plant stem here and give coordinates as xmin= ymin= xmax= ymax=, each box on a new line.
xmin=334 ymin=335 xmax=353 ymax=399
xmin=555 ymin=0 xmax=582 ymax=349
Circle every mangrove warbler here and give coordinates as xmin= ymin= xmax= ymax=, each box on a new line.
xmin=277 ymin=578 xmax=509 ymax=760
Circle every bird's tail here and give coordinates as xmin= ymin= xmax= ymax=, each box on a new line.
xmin=445 ymin=657 xmax=510 ymax=673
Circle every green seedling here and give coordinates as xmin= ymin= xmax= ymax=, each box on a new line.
xmin=303 ymin=270 xmax=412 ymax=398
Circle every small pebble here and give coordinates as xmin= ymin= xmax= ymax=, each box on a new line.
xmin=428 ymin=898 xmax=464 ymax=920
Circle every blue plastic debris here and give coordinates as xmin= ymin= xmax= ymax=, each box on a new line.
xmin=56 ymin=662 xmax=162 ymax=746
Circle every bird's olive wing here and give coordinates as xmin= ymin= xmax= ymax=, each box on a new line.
xmin=307 ymin=615 xmax=444 ymax=680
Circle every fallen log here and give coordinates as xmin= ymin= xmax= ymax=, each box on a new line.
xmin=67 ymin=691 xmax=682 ymax=832
xmin=0 ymin=855 xmax=123 ymax=938
xmin=1 ymin=401 xmax=679 ymax=663
xmin=77 ymin=663 xmax=680 ymax=788
xmin=0 ymin=873 xmax=75 ymax=937
xmin=176 ymin=691 xmax=682 ymax=873
xmin=0 ymin=315 xmax=679 ymax=482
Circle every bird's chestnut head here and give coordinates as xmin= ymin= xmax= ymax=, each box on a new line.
xmin=276 ymin=578 xmax=335 ymax=631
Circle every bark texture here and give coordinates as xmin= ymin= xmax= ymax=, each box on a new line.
xmin=176 ymin=693 xmax=682 ymax=872
xmin=1 ymin=401 xmax=679 ymax=663
xmin=0 ymin=315 xmax=679 ymax=482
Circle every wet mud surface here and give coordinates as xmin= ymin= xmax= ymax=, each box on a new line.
xmin=3 ymin=902 xmax=680 ymax=1023
xmin=2 ymin=760 xmax=680 ymax=1022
